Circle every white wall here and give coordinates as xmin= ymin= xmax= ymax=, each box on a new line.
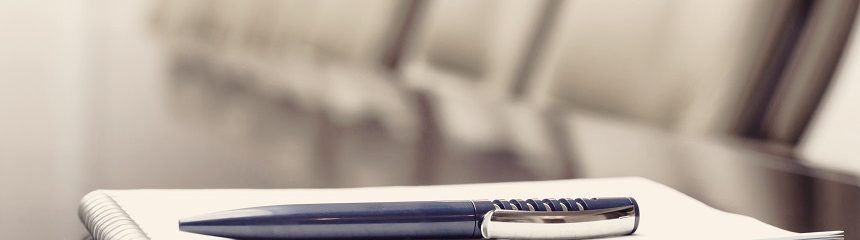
xmin=800 ymin=4 xmax=860 ymax=173
xmin=0 ymin=0 xmax=91 ymax=238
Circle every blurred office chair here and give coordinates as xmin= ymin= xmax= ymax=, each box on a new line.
xmin=150 ymin=0 xmax=327 ymax=186
xmin=398 ymin=0 xmax=569 ymax=183
xmin=250 ymin=0 xmax=419 ymax=186
xmin=152 ymin=0 xmax=269 ymax=139
xmin=299 ymin=0 xmax=422 ymax=186
xmin=150 ymin=0 xmax=417 ymax=186
xmin=739 ymin=0 xmax=858 ymax=148
xmin=251 ymin=0 xmax=406 ymax=108
xmin=317 ymin=66 xmax=422 ymax=186
xmin=798 ymin=4 xmax=860 ymax=235
xmin=527 ymin=0 xmax=801 ymax=135
xmin=152 ymin=0 xmax=407 ymax=108
xmin=401 ymin=0 xmax=544 ymax=100
xmin=800 ymin=2 xmax=860 ymax=172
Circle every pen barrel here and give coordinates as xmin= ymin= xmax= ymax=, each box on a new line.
xmin=180 ymin=198 xmax=639 ymax=239
xmin=180 ymin=201 xmax=494 ymax=239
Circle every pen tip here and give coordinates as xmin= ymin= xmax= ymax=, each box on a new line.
xmin=179 ymin=208 xmax=273 ymax=237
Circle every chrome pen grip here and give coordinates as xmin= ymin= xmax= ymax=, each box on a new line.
xmin=481 ymin=198 xmax=639 ymax=239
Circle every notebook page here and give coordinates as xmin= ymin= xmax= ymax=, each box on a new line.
xmin=93 ymin=177 xmax=805 ymax=239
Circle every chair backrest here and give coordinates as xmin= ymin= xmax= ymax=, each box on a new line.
xmin=152 ymin=0 xmax=407 ymax=70
xmin=305 ymin=0 xmax=406 ymax=65
xmin=238 ymin=0 xmax=408 ymax=108
xmin=740 ymin=0 xmax=859 ymax=146
xmin=526 ymin=0 xmax=794 ymax=134
xmin=800 ymin=2 xmax=860 ymax=172
xmin=399 ymin=0 xmax=547 ymax=100
xmin=216 ymin=0 xmax=405 ymax=66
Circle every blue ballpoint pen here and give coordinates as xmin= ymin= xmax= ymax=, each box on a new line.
xmin=180 ymin=197 xmax=640 ymax=239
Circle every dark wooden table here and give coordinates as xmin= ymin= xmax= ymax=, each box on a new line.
xmin=5 ymin=73 xmax=859 ymax=239
xmin=2 ymin=1 xmax=858 ymax=238
xmin=398 ymin=95 xmax=860 ymax=237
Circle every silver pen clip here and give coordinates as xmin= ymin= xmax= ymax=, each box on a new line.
xmin=481 ymin=205 xmax=639 ymax=239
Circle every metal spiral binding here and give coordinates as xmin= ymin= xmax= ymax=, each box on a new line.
xmin=79 ymin=191 xmax=150 ymax=240
xmin=491 ymin=198 xmax=587 ymax=212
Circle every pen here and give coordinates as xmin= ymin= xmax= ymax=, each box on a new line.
xmin=180 ymin=197 xmax=639 ymax=239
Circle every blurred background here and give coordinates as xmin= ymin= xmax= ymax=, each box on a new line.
xmin=3 ymin=0 xmax=860 ymax=239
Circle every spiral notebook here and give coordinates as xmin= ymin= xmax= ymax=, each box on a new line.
xmin=79 ymin=177 xmax=842 ymax=240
